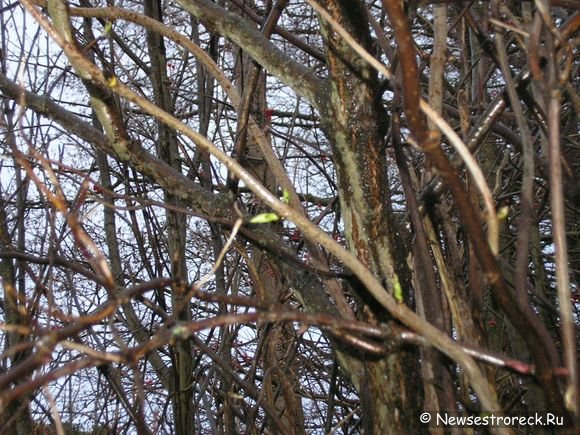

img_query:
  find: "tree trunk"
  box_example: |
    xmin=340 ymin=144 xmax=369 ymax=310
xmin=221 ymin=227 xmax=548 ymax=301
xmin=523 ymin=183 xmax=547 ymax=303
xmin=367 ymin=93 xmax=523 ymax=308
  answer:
xmin=0 ymin=102 xmax=33 ymax=435
xmin=144 ymin=1 xmax=194 ymax=433
xmin=315 ymin=1 xmax=423 ymax=431
xmin=229 ymin=2 xmax=306 ymax=429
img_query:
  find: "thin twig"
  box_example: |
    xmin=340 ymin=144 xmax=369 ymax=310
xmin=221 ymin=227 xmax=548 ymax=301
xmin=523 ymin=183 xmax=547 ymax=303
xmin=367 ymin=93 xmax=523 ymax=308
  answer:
xmin=544 ymin=8 xmax=578 ymax=416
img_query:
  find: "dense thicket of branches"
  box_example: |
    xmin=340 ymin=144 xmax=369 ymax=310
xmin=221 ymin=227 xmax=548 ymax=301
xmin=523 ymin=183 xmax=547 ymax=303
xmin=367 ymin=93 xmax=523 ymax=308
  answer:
xmin=0 ymin=0 xmax=578 ymax=433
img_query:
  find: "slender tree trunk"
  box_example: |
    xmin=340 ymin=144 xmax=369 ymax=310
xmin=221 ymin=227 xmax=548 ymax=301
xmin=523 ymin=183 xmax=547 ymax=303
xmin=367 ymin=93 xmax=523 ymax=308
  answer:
xmin=144 ymin=1 xmax=194 ymax=433
xmin=0 ymin=103 xmax=33 ymax=435
xmin=230 ymin=7 xmax=306 ymax=428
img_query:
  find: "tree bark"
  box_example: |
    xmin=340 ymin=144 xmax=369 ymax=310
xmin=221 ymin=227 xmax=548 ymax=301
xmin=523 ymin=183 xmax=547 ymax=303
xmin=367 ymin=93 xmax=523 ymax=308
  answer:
xmin=0 ymin=100 xmax=33 ymax=435
xmin=144 ymin=1 xmax=194 ymax=433
xmin=315 ymin=1 xmax=423 ymax=431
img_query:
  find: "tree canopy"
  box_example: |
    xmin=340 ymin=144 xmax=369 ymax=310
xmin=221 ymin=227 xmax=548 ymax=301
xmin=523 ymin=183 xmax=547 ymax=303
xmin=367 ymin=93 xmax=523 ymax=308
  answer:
xmin=0 ymin=0 xmax=578 ymax=433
